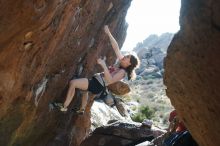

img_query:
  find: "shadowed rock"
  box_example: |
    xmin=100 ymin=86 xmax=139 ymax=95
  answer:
xmin=80 ymin=121 xmax=154 ymax=146
xmin=164 ymin=0 xmax=220 ymax=146
xmin=0 ymin=0 xmax=131 ymax=145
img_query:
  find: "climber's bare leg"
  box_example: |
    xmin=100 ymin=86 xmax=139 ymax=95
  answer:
xmin=81 ymin=91 xmax=88 ymax=110
xmin=63 ymin=78 xmax=88 ymax=109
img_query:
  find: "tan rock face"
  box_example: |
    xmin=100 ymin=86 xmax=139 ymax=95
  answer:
xmin=0 ymin=0 xmax=131 ymax=145
xmin=108 ymin=81 xmax=131 ymax=95
xmin=164 ymin=0 xmax=220 ymax=146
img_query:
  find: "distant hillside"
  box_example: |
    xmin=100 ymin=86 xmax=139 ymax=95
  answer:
xmin=134 ymin=33 xmax=174 ymax=53
xmin=132 ymin=33 xmax=174 ymax=80
xmin=125 ymin=33 xmax=174 ymax=127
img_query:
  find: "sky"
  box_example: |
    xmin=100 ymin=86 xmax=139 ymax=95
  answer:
xmin=122 ymin=0 xmax=181 ymax=51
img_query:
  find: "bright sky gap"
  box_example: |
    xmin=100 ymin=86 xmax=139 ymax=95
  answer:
xmin=122 ymin=0 xmax=181 ymax=51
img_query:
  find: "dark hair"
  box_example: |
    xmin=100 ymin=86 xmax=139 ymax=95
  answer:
xmin=124 ymin=54 xmax=140 ymax=80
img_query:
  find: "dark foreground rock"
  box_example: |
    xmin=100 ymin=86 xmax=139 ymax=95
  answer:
xmin=81 ymin=121 xmax=155 ymax=146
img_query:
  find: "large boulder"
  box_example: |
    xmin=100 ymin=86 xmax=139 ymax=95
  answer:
xmin=0 ymin=0 xmax=131 ymax=145
xmin=164 ymin=0 xmax=220 ymax=146
xmin=80 ymin=121 xmax=155 ymax=146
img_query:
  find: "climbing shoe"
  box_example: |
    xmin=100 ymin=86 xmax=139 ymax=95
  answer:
xmin=72 ymin=108 xmax=85 ymax=115
xmin=49 ymin=102 xmax=67 ymax=112
xmin=60 ymin=107 xmax=68 ymax=112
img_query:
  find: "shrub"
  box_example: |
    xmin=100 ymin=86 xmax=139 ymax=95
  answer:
xmin=131 ymin=106 xmax=137 ymax=111
xmin=131 ymin=105 xmax=155 ymax=122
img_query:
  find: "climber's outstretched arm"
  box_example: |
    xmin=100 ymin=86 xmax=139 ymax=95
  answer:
xmin=104 ymin=25 xmax=124 ymax=60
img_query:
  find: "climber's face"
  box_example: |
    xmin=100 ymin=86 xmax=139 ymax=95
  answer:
xmin=120 ymin=55 xmax=131 ymax=68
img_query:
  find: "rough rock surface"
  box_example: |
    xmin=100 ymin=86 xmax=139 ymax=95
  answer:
xmin=108 ymin=81 xmax=131 ymax=95
xmin=0 ymin=0 xmax=131 ymax=145
xmin=80 ymin=121 xmax=154 ymax=146
xmin=164 ymin=0 xmax=220 ymax=146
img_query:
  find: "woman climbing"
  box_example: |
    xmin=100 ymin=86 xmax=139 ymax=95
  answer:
xmin=53 ymin=25 xmax=139 ymax=114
